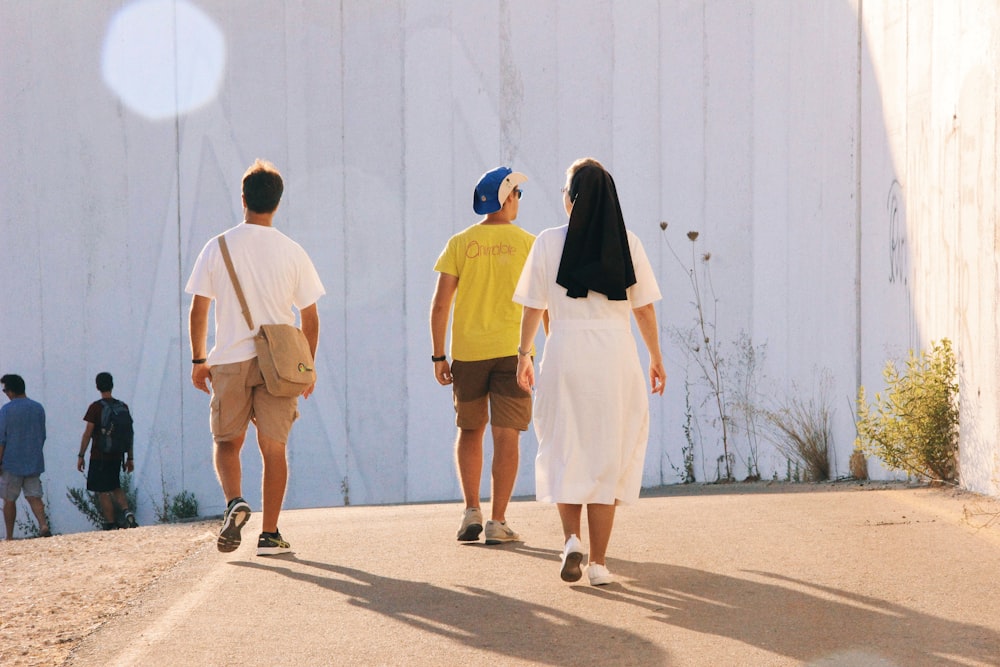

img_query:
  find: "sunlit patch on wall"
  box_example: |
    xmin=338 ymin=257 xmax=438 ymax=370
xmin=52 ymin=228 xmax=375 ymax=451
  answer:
xmin=101 ymin=0 xmax=225 ymax=120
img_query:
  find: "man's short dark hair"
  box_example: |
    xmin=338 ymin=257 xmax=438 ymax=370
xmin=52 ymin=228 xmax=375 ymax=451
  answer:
xmin=242 ymin=159 xmax=284 ymax=214
xmin=96 ymin=372 xmax=114 ymax=392
xmin=1 ymin=374 xmax=26 ymax=395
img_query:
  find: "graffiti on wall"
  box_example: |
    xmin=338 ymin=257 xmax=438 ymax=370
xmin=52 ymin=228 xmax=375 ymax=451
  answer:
xmin=887 ymin=179 xmax=907 ymax=285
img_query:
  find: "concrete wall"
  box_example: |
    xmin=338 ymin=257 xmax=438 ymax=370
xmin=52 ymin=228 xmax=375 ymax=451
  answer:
xmin=860 ymin=1 xmax=1000 ymax=494
xmin=1 ymin=0 xmax=998 ymax=535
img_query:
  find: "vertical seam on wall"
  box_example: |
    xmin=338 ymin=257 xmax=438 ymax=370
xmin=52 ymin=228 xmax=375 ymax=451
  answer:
xmin=400 ymin=0 xmax=408 ymax=503
xmin=748 ymin=3 xmax=755 ymax=335
xmin=855 ymin=0 xmax=864 ymax=392
xmin=658 ymin=0 xmax=666 ymax=486
xmin=701 ymin=3 xmax=708 ymax=241
xmin=339 ymin=0 xmax=350 ymax=503
xmin=172 ymin=0 xmax=185 ymax=488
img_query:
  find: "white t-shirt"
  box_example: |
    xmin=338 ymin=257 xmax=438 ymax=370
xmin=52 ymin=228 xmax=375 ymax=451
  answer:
xmin=185 ymin=223 xmax=326 ymax=366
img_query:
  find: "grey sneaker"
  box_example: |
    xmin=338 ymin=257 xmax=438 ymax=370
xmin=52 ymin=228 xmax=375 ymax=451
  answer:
xmin=484 ymin=519 xmax=521 ymax=544
xmin=456 ymin=507 xmax=483 ymax=542
xmin=217 ymin=497 xmax=251 ymax=553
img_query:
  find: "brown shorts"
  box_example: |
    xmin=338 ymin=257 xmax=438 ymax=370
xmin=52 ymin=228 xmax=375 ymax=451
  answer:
xmin=451 ymin=356 xmax=531 ymax=431
xmin=209 ymin=358 xmax=299 ymax=444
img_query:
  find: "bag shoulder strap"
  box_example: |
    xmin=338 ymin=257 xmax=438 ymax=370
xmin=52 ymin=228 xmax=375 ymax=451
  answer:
xmin=100 ymin=398 xmax=113 ymax=429
xmin=218 ymin=235 xmax=255 ymax=331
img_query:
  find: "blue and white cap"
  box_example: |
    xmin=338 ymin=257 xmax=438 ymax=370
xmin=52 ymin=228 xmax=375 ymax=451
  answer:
xmin=473 ymin=166 xmax=528 ymax=214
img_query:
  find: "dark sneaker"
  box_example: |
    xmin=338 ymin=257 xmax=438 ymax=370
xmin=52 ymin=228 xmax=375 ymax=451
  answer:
xmin=102 ymin=522 xmax=118 ymax=531
xmin=256 ymin=530 xmax=291 ymax=556
xmin=217 ymin=497 xmax=251 ymax=553
xmin=456 ymin=507 xmax=483 ymax=542
xmin=38 ymin=528 xmax=52 ymax=538
xmin=125 ymin=511 xmax=139 ymax=528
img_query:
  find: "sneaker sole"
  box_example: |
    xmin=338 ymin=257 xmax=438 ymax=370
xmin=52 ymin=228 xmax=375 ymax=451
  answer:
xmin=256 ymin=546 xmax=292 ymax=556
xmin=561 ymin=551 xmax=584 ymax=582
xmin=217 ymin=504 xmax=251 ymax=553
xmin=457 ymin=523 xmax=483 ymax=542
xmin=484 ymin=533 xmax=520 ymax=545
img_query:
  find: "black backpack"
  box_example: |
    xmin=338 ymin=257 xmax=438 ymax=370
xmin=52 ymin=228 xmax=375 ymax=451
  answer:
xmin=97 ymin=399 xmax=134 ymax=456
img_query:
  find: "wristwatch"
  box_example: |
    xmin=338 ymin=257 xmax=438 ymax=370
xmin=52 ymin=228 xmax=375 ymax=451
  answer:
xmin=431 ymin=355 xmax=446 ymax=362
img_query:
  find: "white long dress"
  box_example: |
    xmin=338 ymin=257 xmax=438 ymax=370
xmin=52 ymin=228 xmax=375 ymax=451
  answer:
xmin=513 ymin=225 xmax=662 ymax=505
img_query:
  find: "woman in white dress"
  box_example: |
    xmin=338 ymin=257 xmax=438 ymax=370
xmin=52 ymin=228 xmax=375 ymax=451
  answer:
xmin=514 ymin=158 xmax=665 ymax=586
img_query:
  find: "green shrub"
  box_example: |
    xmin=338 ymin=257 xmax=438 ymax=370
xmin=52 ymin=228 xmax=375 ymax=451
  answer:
xmin=67 ymin=471 xmax=138 ymax=528
xmin=169 ymin=490 xmax=199 ymax=521
xmin=66 ymin=486 xmax=104 ymax=528
xmin=855 ymin=339 xmax=958 ymax=483
xmin=154 ymin=489 xmax=199 ymax=523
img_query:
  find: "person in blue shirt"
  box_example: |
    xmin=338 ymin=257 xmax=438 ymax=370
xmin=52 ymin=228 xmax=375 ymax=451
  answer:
xmin=0 ymin=374 xmax=50 ymax=539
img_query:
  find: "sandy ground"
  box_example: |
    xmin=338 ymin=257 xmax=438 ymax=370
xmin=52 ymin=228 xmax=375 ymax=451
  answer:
xmin=4 ymin=482 xmax=999 ymax=666
xmin=0 ymin=520 xmax=217 ymax=667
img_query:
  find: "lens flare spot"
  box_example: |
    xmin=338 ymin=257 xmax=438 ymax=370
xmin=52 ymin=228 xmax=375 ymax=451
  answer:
xmin=101 ymin=0 xmax=225 ymax=120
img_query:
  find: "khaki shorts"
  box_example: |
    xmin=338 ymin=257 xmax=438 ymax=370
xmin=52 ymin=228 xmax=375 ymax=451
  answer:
xmin=210 ymin=357 xmax=299 ymax=444
xmin=1 ymin=471 xmax=42 ymax=501
xmin=451 ymin=356 xmax=531 ymax=431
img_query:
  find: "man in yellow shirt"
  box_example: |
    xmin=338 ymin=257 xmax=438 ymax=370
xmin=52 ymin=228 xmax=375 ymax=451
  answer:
xmin=430 ymin=167 xmax=535 ymax=544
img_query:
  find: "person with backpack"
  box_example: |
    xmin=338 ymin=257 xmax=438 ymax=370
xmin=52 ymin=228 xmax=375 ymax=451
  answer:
xmin=77 ymin=372 xmax=137 ymax=530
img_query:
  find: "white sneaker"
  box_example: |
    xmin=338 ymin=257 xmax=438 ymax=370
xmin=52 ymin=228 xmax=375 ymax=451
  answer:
xmin=560 ymin=534 xmax=585 ymax=582
xmin=587 ymin=563 xmax=614 ymax=586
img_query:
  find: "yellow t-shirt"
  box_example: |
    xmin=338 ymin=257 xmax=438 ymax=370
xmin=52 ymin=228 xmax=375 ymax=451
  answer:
xmin=434 ymin=222 xmax=536 ymax=361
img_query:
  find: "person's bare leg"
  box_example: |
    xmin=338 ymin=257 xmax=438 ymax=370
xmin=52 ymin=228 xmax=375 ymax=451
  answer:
xmin=557 ymin=503 xmax=583 ymax=541
xmin=26 ymin=495 xmax=49 ymax=534
xmin=586 ymin=503 xmax=617 ymax=565
xmin=214 ymin=434 xmax=246 ymax=503
xmin=489 ymin=426 xmax=520 ymax=522
xmin=556 ymin=502 xmax=585 ymax=581
xmin=111 ymin=488 xmax=129 ymax=512
xmin=257 ymin=433 xmax=288 ymax=534
xmin=456 ymin=426 xmax=485 ymax=509
xmin=3 ymin=499 xmax=15 ymax=540
xmin=98 ymin=492 xmax=116 ymax=523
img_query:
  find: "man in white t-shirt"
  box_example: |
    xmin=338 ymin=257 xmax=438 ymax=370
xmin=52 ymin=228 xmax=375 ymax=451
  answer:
xmin=186 ymin=159 xmax=325 ymax=557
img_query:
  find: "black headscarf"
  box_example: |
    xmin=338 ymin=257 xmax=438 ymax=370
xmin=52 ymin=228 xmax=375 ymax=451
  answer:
xmin=556 ymin=165 xmax=636 ymax=300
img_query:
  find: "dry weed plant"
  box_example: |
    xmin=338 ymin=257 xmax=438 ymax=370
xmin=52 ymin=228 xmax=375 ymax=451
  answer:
xmin=761 ymin=377 xmax=833 ymax=482
xmin=849 ymin=449 xmax=869 ymax=480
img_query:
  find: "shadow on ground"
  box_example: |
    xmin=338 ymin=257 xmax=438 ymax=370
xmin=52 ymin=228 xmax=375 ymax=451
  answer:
xmin=232 ymin=556 xmax=666 ymax=666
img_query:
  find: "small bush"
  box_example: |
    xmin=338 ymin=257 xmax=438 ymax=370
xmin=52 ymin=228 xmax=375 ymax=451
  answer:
xmin=154 ymin=490 xmax=199 ymax=523
xmin=849 ymin=449 xmax=869 ymax=480
xmin=66 ymin=486 xmax=104 ymax=528
xmin=67 ymin=471 xmax=137 ymax=528
xmin=855 ymin=339 xmax=958 ymax=483
xmin=169 ymin=491 xmax=199 ymax=520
